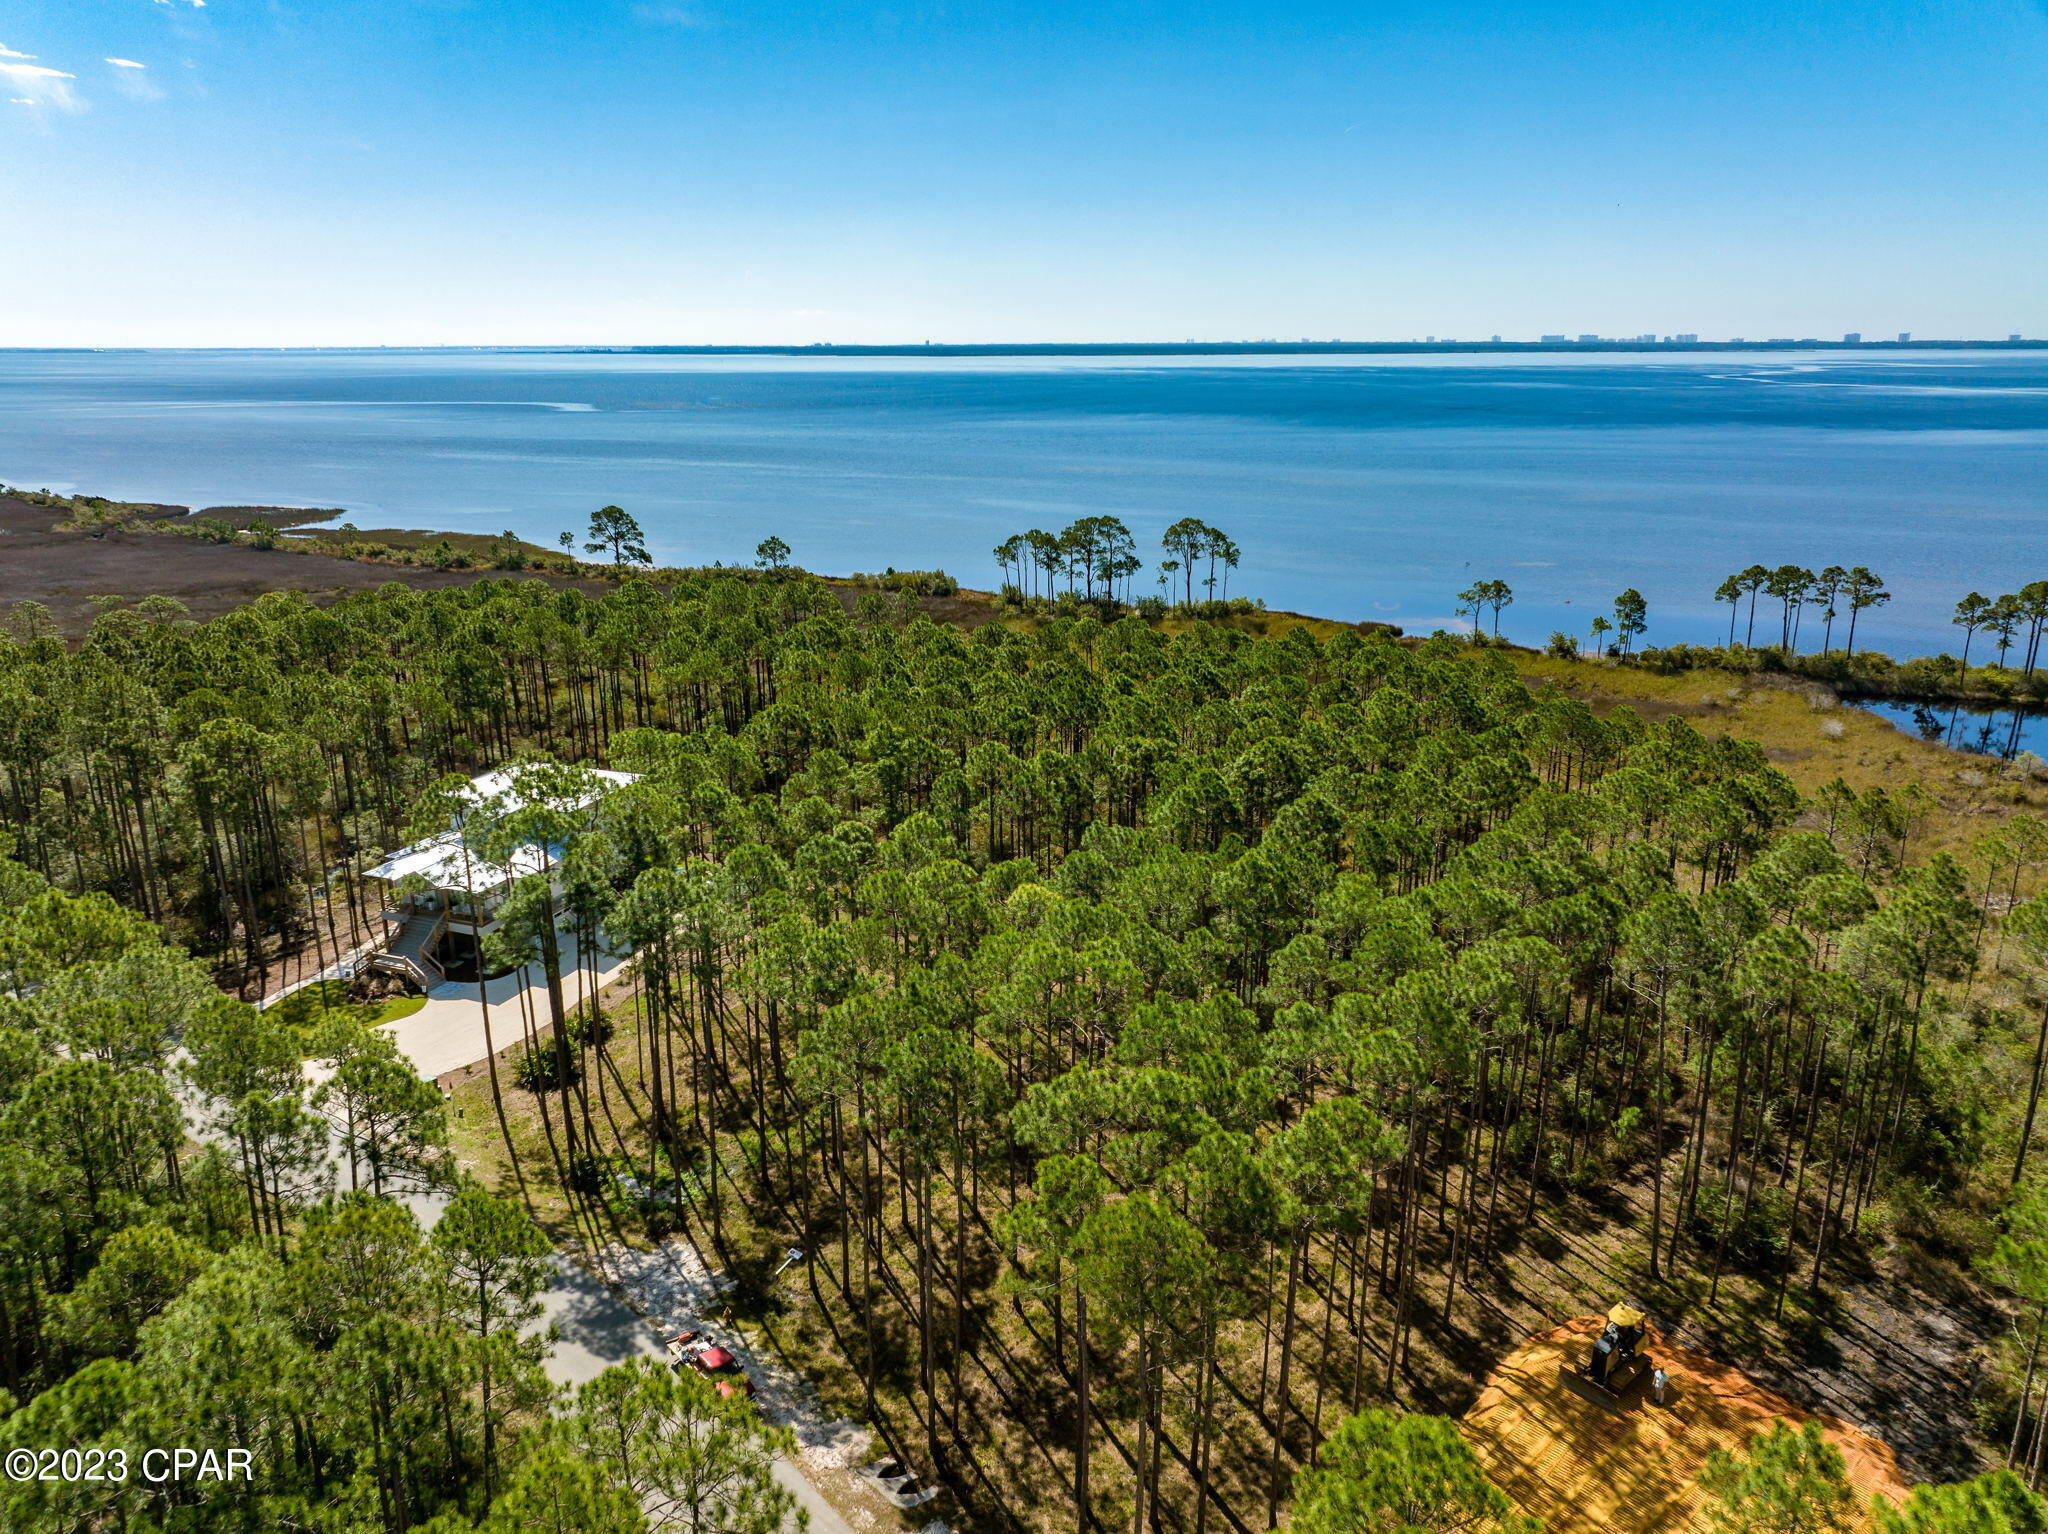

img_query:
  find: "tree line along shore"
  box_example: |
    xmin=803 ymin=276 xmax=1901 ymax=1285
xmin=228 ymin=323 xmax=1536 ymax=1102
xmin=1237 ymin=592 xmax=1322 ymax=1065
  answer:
xmin=4 ymin=543 xmax=2048 ymax=1531
xmin=12 ymin=484 xmax=2045 ymax=718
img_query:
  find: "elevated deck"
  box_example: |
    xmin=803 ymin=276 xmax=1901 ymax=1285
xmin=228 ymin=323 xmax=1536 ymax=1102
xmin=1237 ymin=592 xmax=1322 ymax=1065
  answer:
xmin=369 ymin=908 xmax=447 ymax=989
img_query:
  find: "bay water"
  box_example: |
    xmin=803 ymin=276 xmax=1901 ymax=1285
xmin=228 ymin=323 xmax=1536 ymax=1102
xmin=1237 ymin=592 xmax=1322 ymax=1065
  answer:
xmin=1 ymin=347 xmax=2043 ymax=659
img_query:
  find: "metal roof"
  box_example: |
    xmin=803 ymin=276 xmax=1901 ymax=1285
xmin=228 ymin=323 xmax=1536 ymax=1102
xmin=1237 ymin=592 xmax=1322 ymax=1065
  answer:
xmin=459 ymin=766 xmax=639 ymax=816
xmin=363 ymin=831 xmax=554 ymax=892
xmin=365 ymin=766 xmax=640 ymax=892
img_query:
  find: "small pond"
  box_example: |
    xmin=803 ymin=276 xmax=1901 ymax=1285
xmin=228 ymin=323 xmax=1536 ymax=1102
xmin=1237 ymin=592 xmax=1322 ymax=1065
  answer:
xmin=1855 ymin=698 xmax=2048 ymax=761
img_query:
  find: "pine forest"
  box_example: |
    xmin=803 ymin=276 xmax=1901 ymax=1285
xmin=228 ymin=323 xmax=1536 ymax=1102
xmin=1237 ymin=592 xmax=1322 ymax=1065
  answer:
xmin=3 ymin=572 xmax=2048 ymax=1534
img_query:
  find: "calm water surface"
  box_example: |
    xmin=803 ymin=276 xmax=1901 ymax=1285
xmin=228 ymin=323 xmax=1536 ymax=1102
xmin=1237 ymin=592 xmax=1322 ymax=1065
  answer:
xmin=1 ymin=348 xmax=2043 ymax=656
xmin=1856 ymin=698 xmax=2048 ymax=761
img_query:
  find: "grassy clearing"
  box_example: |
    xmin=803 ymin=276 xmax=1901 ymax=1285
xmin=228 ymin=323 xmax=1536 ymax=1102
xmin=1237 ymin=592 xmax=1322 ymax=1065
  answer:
xmin=1509 ymin=651 xmax=2048 ymax=863
xmin=360 ymin=993 xmax=426 ymax=1025
xmin=272 ymin=980 xmax=427 ymax=1031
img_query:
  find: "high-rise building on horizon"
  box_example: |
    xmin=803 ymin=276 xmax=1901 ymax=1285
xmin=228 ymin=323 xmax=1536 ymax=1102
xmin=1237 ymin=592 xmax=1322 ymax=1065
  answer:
xmin=1898 ymin=332 xmax=1911 ymax=343
xmin=1540 ymin=334 xmax=1568 ymax=343
xmin=1843 ymin=332 xmax=1862 ymax=344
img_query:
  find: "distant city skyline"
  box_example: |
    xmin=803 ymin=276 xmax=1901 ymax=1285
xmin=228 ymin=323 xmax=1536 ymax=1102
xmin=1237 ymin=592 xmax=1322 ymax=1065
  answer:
xmin=5 ymin=335 xmax=2038 ymax=357
xmin=3 ymin=0 xmax=2044 ymax=348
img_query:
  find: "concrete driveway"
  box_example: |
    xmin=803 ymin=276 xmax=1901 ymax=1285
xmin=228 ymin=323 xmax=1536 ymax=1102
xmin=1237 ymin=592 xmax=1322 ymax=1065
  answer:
xmin=394 ymin=1186 xmax=851 ymax=1534
xmin=367 ymin=941 xmax=858 ymax=1534
xmin=538 ymin=1255 xmax=855 ymax=1534
xmin=384 ymin=934 xmax=633 ymax=1081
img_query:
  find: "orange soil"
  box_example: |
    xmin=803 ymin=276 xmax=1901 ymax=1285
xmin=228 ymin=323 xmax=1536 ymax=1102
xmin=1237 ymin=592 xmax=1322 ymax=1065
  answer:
xmin=1460 ymin=1318 xmax=1913 ymax=1534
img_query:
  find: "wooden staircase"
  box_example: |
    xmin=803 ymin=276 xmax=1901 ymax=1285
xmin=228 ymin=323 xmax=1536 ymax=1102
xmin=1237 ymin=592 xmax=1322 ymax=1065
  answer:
xmin=371 ymin=910 xmax=447 ymax=990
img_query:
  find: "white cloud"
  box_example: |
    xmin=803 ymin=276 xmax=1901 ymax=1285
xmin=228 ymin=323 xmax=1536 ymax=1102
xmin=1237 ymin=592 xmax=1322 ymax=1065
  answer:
xmin=0 ymin=44 xmax=37 ymax=59
xmin=0 ymin=59 xmax=79 ymax=111
xmin=151 ymin=0 xmax=206 ymax=8
xmin=108 ymin=58 xmax=164 ymax=100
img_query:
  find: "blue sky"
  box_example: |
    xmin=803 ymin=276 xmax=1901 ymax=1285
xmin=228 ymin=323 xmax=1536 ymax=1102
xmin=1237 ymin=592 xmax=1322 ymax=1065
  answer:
xmin=4 ymin=0 xmax=2044 ymax=346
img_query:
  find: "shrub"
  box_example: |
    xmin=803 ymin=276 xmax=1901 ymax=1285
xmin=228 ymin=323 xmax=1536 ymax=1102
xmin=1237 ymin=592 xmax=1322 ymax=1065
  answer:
xmin=566 ymin=1007 xmax=613 ymax=1049
xmin=850 ymin=568 xmax=958 ymax=597
xmin=191 ymin=516 xmax=236 ymax=544
xmin=245 ymin=518 xmax=277 ymax=550
xmin=1504 ymin=1117 xmax=1538 ymax=1161
xmin=1636 ymin=641 xmax=1752 ymax=675
xmin=1564 ymin=1152 xmax=1610 ymax=1192
xmin=512 ymin=1043 xmax=577 ymax=1094
xmin=488 ymin=530 xmax=529 ymax=570
xmin=1688 ymin=1177 xmax=1792 ymax=1267
xmin=1168 ymin=597 xmax=1259 ymax=621
xmin=56 ymin=496 xmax=141 ymax=534
xmin=423 ymin=539 xmax=469 ymax=571
xmin=1896 ymin=653 xmax=1962 ymax=693
xmin=567 ymin=1152 xmax=611 ymax=1196
xmin=1545 ymin=631 xmax=1580 ymax=659
xmin=1612 ymin=1105 xmax=1642 ymax=1149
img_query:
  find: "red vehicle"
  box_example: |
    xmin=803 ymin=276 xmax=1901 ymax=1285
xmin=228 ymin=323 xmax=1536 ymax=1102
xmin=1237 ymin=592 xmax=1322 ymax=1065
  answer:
xmin=689 ymin=1344 xmax=755 ymax=1398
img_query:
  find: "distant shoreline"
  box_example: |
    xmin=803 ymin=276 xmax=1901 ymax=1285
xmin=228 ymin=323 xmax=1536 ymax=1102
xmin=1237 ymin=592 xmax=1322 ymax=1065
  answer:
xmin=6 ymin=484 xmax=2044 ymax=748
xmin=3 ymin=340 xmax=2042 ymax=358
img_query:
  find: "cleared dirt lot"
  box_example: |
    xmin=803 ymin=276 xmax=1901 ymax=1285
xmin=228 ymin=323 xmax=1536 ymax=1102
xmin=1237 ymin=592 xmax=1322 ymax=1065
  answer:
xmin=1463 ymin=1317 xmax=1912 ymax=1534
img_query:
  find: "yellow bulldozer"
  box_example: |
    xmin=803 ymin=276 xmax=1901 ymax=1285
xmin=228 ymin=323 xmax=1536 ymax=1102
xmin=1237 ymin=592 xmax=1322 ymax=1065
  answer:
xmin=1558 ymin=1302 xmax=1652 ymax=1411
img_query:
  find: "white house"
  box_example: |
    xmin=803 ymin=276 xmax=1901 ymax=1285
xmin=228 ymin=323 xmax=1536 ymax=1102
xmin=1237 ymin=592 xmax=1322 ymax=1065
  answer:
xmin=363 ymin=766 xmax=639 ymax=987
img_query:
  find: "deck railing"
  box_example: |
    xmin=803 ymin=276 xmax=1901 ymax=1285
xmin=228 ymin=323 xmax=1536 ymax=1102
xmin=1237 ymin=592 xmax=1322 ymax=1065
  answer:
xmin=369 ymin=906 xmax=449 ymax=991
xmin=418 ymin=908 xmax=449 ymax=981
